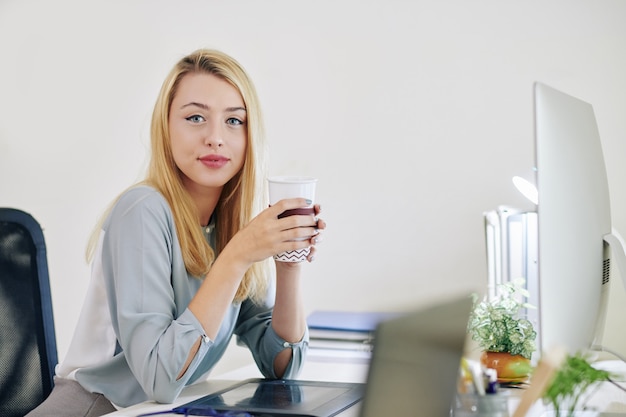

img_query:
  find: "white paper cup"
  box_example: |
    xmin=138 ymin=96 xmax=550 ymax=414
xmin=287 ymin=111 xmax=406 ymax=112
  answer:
xmin=268 ymin=176 xmax=317 ymax=262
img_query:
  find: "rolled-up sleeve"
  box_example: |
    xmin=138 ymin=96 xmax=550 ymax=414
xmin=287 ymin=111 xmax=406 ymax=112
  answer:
xmin=234 ymin=299 xmax=309 ymax=379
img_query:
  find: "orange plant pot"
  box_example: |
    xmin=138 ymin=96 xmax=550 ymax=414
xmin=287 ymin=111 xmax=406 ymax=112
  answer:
xmin=480 ymin=351 xmax=531 ymax=383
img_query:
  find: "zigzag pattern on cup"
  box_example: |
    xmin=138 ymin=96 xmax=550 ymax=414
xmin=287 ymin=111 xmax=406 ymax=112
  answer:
xmin=274 ymin=248 xmax=309 ymax=262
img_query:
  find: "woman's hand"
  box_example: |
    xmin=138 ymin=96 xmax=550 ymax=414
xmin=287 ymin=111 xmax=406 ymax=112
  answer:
xmin=225 ymin=198 xmax=324 ymax=266
xmin=305 ymin=203 xmax=325 ymax=262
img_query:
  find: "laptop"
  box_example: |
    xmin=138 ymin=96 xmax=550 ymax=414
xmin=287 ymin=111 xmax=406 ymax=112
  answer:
xmin=168 ymin=294 xmax=472 ymax=417
xmin=359 ymin=294 xmax=473 ymax=417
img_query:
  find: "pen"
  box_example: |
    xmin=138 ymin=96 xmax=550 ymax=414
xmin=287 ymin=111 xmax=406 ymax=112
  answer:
xmin=465 ymin=359 xmax=486 ymax=396
xmin=484 ymin=368 xmax=498 ymax=394
xmin=137 ymin=406 xmax=252 ymax=417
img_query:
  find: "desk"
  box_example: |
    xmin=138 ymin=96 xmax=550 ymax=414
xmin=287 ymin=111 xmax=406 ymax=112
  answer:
xmin=103 ymin=354 xmax=626 ymax=417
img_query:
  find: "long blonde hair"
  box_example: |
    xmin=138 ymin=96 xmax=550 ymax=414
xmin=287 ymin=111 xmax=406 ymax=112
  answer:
xmin=87 ymin=49 xmax=270 ymax=303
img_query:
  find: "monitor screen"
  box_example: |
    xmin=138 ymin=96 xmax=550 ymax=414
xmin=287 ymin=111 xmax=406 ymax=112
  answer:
xmin=534 ymin=82 xmax=612 ymax=355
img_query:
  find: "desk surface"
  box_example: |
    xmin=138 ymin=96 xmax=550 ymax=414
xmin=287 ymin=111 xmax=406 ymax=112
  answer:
xmin=104 ymin=353 xmax=626 ymax=417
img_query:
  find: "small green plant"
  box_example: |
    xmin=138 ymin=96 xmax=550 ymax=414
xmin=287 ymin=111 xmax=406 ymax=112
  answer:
xmin=543 ymin=353 xmax=615 ymax=416
xmin=467 ymin=278 xmax=537 ymax=360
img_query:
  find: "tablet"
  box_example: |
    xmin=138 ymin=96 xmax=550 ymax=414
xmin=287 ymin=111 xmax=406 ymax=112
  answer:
xmin=173 ymin=378 xmax=365 ymax=417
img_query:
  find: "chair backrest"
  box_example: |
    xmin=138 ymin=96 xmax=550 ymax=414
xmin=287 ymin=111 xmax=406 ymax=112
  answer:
xmin=0 ymin=208 xmax=58 ymax=416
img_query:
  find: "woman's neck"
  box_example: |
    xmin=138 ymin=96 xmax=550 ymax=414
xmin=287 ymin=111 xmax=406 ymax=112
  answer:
xmin=185 ymin=183 xmax=222 ymax=226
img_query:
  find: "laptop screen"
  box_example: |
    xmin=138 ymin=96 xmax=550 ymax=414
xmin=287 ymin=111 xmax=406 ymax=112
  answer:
xmin=359 ymin=295 xmax=472 ymax=417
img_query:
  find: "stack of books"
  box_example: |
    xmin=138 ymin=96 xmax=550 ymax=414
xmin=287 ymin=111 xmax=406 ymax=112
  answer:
xmin=306 ymin=310 xmax=398 ymax=362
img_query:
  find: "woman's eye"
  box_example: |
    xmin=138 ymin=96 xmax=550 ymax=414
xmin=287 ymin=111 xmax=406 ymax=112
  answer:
xmin=226 ymin=117 xmax=244 ymax=126
xmin=186 ymin=115 xmax=205 ymax=123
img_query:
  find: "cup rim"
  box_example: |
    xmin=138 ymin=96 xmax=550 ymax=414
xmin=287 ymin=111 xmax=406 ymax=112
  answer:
xmin=267 ymin=175 xmax=318 ymax=184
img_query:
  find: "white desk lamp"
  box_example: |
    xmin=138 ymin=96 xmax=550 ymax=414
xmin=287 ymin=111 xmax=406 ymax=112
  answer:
xmin=512 ymin=175 xmax=538 ymax=205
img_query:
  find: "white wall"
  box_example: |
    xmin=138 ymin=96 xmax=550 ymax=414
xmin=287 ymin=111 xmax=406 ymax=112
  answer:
xmin=1 ymin=0 xmax=625 ymax=370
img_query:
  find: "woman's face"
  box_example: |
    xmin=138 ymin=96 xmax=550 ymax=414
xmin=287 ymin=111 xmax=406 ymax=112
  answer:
xmin=169 ymin=72 xmax=247 ymax=196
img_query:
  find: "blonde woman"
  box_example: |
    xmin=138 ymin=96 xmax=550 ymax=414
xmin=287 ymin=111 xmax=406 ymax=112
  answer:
xmin=27 ymin=48 xmax=323 ymax=417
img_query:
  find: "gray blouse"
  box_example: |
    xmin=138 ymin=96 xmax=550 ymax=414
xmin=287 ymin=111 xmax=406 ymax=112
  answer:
xmin=60 ymin=185 xmax=307 ymax=407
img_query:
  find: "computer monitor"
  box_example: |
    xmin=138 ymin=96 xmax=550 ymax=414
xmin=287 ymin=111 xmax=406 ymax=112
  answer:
xmin=533 ymin=82 xmax=624 ymax=356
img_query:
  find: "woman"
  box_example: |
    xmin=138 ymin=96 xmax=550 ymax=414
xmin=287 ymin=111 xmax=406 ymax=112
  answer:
xmin=27 ymin=48 xmax=323 ymax=416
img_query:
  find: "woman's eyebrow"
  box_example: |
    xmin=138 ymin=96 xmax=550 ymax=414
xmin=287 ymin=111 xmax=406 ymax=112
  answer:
xmin=180 ymin=102 xmax=246 ymax=113
xmin=180 ymin=101 xmax=209 ymax=110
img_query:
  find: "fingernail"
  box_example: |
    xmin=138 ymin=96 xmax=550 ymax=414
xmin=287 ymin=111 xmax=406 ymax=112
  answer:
xmin=305 ymin=199 xmax=313 ymax=205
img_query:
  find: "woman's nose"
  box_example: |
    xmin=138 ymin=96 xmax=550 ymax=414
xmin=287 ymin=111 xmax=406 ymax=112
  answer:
xmin=203 ymin=124 xmax=224 ymax=147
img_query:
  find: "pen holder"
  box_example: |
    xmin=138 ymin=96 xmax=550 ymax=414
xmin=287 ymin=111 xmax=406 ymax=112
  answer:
xmin=451 ymin=392 xmax=510 ymax=417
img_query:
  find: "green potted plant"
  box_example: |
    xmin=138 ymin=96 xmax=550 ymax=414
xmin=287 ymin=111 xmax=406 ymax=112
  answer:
xmin=542 ymin=353 xmax=620 ymax=417
xmin=467 ymin=278 xmax=537 ymax=382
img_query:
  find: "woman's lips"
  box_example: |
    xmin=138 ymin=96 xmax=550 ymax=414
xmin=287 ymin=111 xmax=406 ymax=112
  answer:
xmin=199 ymin=154 xmax=229 ymax=168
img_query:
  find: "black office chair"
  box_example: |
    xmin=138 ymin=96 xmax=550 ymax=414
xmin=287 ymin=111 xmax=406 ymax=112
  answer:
xmin=0 ymin=208 xmax=58 ymax=416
